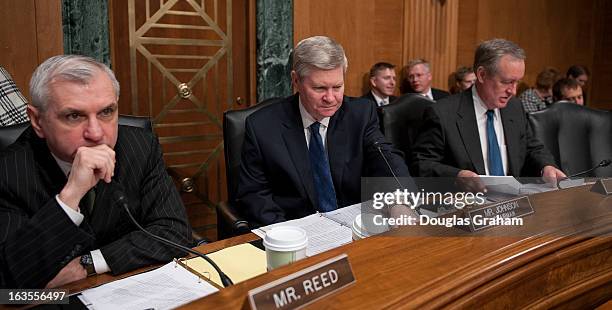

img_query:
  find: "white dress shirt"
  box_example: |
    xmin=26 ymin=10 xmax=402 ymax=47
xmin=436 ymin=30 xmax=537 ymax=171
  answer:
xmin=472 ymin=87 xmax=508 ymax=175
xmin=371 ymin=91 xmax=389 ymax=106
xmin=299 ymin=99 xmax=330 ymax=150
xmin=52 ymin=154 xmax=111 ymax=274
xmin=424 ymin=88 xmax=434 ymax=101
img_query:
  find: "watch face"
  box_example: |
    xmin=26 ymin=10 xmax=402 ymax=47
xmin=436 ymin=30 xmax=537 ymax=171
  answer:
xmin=81 ymin=254 xmax=93 ymax=266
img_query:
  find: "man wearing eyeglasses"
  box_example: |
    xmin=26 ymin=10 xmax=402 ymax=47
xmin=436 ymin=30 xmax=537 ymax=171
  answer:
xmin=411 ymin=38 xmax=566 ymax=192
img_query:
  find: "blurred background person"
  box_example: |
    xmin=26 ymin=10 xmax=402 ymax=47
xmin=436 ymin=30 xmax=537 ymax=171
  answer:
xmin=519 ymin=67 xmax=560 ymax=113
xmin=400 ymin=59 xmax=449 ymax=101
xmin=553 ymin=77 xmax=584 ymax=105
xmin=449 ymin=66 xmax=476 ymax=94
xmin=362 ymin=62 xmax=397 ymax=107
xmin=566 ymin=65 xmax=590 ymax=105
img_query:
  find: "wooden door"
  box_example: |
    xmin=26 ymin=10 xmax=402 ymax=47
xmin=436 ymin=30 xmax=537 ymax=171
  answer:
xmin=109 ymin=0 xmax=254 ymax=238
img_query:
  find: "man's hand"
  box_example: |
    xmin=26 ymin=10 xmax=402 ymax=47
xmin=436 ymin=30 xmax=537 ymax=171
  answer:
xmin=59 ymin=145 xmax=116 ymax=210
xmin=456 ymin=170 xmax=486 ymax=192
xmin=45 ymin=257 xmax=87 ymax=288
xmin=542 ymin=165 xmax=567 ymax=187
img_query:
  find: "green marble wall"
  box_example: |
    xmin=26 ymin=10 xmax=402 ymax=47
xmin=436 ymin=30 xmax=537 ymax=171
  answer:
xmin=62 ymin=0 xmax=111 ymax=67
xmin=256 ymin=0 xmax=293 ymax=102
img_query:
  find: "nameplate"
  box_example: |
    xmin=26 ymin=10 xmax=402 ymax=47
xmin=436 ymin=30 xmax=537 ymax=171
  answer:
xmin=591 ymin=178 xmax=612 ymax=195
xmin=466 ymin=196 xmax=534 ymax=231
xmin=248 ymin=254 xmax=355 ymax=310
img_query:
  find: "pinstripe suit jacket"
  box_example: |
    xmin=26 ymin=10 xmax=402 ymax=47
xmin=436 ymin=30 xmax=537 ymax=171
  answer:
xmin=0 ymin=125 xmax=192 ymax=288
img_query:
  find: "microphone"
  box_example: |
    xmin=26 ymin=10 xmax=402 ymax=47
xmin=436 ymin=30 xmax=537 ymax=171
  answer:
xmin=373 ymin=141 xmax=404 ymax=189
xmin=112 ymin=188 xmax=234 ymax=287
xmin=567 ymin=159 xmax=611 ymax=179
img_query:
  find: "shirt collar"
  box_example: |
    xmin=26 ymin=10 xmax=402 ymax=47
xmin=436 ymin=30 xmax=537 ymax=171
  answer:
xmin=371 ymin=91 xmax=388 ymax=105
xmin=51 ymin=152 xmax=72 ymax=176
xmin=472 ymin=85 xmax=494 ymax=116
xmin=298 ymin=97 xmax=330 ymax=129
xmin=424 ymin=88 xmax=433 ymax=100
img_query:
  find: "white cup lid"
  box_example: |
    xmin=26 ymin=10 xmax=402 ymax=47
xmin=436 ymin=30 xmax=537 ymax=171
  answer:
xmin=263 ymin=226 xmax=308 ymax=252
xmin=353 ymin=213 xmax=388 ymax=237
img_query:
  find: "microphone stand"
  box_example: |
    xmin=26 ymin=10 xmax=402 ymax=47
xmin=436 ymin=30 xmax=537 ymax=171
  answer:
xmin=113 ymin=191 xmax=234 ymax=287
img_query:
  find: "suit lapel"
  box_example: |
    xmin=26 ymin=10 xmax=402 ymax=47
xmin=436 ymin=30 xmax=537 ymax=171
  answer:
xmin=281 ymin=95 xmax=317 ymax=207
xmin=456 ymin=92 xmax=486 ymax=174
xmin=30 ymin=129 xmax=67 ymax=196
xmin=500 ymin=101 xmax=520 ymax=176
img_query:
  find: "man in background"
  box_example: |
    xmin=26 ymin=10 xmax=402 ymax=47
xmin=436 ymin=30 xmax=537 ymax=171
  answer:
xmin=362 ymin=62 xmax=397 ymax=107
xmin=0 ymin=55 xmax=192 ymax=288
xmin=411 ymin=38 xmax=565 ymax=191
xmin=553 ymin=77 xmax=584 ymax=105
xmin=237 ymin=36 xmax=412 ymax=225
xmin=519 ymin=67 xmax=560 ymax=113
xmin=401 ymin=59 xmax=449 ymax=101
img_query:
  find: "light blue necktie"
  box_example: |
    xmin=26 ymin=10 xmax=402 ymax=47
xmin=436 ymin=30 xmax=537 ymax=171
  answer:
xmin=308 ymin=122 xmax=337 ymax=212
xmin=486 ymin=110 xmax=504 ymax=176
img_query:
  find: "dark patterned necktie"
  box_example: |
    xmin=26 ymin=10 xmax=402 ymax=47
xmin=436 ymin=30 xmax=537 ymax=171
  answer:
xmin=308 ymin=122 xmax=337 ymax=212
xmin=80 ymin=188 xmax=96 ymax=217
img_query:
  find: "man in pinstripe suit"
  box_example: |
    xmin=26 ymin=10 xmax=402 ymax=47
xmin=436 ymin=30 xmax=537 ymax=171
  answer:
xmin=0 ymin=55 xmax=192 ymax=288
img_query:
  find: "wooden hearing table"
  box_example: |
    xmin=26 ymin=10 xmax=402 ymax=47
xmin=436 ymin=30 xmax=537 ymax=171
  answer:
xmin=61 ymin=184 xmax=611 ymax=309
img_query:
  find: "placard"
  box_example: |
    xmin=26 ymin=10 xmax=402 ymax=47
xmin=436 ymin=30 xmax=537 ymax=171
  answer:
xmin=248 ymin=254 xmax=355 ymax=309
xmin=466 ymin=196 xmax=534 ymax=231
xmin=591 ymin=178 xmax=612 ymax=195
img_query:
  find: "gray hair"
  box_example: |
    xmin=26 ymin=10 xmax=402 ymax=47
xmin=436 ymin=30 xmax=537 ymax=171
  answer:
xmin=473 ymin=38 xmax=526 ymax=75
xmin=292 ymin=36 xmax=348 ymax=79
xmin=29 ymin=55 xmax=120 ymax=111
xmin=406 ymin=58 xmax=431 ymax=72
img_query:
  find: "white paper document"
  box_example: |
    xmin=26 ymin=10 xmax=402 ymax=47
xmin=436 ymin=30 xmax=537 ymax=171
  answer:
xmin=252 ymin=203 xmax=361 ymax=256
xmin=479 ymin=176 xmax=556 ymax=201
xmin=79 ymin=261 xmax=218 ymax=310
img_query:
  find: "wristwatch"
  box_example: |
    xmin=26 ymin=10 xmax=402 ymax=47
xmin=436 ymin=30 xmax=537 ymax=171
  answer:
xmin=80 ymin=253 xmax=96 ymax=277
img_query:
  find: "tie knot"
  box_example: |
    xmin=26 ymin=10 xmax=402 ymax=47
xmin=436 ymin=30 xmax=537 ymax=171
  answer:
xmin=486 ymin=110 xmax=495 ymax=119
xmin=310 ymin=122 xmax=320 ymax=132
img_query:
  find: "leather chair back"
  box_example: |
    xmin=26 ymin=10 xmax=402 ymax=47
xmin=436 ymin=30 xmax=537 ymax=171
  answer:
xmin=528 ymin=101 xmax=612 ymax=177
xmin=223 ymin=98 xmax=283 ymax=202
xmin=0 ymin=115 xmax=153 ymax=150
xmin=377 ymin=93 xmax=434 ymax=171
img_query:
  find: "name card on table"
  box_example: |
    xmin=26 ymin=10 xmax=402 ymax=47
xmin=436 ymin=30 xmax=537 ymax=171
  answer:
xmin=592 ymin=178 xmax=612 ymax=195
xmin=248 ymin=254 xmax=355 ymax=310
xmin=466 ymin=196 xmax=534 ymax=231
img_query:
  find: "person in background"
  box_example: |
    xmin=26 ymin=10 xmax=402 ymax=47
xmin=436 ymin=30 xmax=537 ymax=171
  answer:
xmin=362 ymin=62 xmax=397 ymax=107
xmin=0 ymin=66 xmax=29 ymax=126
xmin=400 ymin=59 xmax=449 ymax=101
xmin=449 ymin=66 xmax=476 ymax=94
xmin=519 ymin=67 xmax=560 ymax=113
xmin=553 ymin=77 xmax=584 ymax=105
xmin=411 ymin=38 xmax=565 ymax=191
xmin=566 ymin=65 xmax=589 ymax=105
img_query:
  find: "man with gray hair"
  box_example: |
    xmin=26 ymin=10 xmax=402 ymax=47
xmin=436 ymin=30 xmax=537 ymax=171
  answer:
xmin=401 ymin=59 xmax=449 ymax=101
xmin=237 ymin=36 xmax=412 ymax=225
xmin=0 ymin=55 xmax=192 ymax=288
xmin=412 ymin=38 xmax=565 ymax=191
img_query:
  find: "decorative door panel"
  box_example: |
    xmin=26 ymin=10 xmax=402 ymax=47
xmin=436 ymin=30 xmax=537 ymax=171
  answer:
xmin=110 ymin=0 xmax=253 ymax=216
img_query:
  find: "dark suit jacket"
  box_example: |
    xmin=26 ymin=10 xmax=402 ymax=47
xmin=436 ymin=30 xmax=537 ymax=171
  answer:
xmin=0 ymin=126 xmax=192 ymax=288
xmin=237 ymin=94 xmax=412 ymax=225
xmin=361 ymin=91 xmax=397 ymax=107
xmin=402 ymin=87 xmax=449 ymax=101
xmin=431 ymin=88 xmax=450 ymax=101
xmin=411 ymin=89 xmax=555 ymax=177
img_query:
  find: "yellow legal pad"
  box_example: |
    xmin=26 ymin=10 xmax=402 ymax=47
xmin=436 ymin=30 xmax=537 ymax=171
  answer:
xmin=180 ymin=243 xmax=267 ymax=287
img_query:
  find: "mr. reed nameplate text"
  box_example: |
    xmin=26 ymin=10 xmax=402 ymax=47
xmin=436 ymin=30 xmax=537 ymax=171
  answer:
xmin=248 ymin=254 xmax=355 ymax=309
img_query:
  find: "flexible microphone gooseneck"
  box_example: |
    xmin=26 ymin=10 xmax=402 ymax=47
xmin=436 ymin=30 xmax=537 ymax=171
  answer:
xmin=112 ymin=190 xmax=234 ymax=287
xmin=567 ymin=159 xmax=611 ymax=179
xmin=373 ymin=141 xmax=404 ymax=189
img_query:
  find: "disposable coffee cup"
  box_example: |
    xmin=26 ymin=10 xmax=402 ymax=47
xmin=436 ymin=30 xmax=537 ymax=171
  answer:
xmin=263 ymin=226 xmax=308 ymax=271
xmin=352 ymin=213 xmax=389 ymax=240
